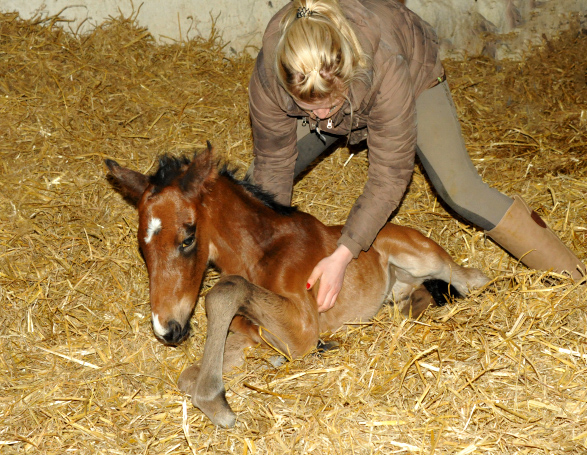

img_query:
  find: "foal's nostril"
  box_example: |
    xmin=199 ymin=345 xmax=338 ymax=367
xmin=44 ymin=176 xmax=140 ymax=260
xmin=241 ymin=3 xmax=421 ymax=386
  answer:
xmin=161 ymin=319 xmax=191 ymax=345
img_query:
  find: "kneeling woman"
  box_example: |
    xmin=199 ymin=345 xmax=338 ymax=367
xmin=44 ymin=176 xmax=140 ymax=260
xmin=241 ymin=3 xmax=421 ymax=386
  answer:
xmin=248 ymin=0 xmax=585 ymax=311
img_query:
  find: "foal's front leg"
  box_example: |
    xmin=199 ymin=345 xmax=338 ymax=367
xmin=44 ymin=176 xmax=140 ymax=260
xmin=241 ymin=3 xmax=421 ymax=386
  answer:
xmin=185 ymin=275 xmax=318 ymax=428
xmin=179 ymin=314 xmax=262 ymax=388
xmin=178 ymin=329 xmax=259 ymax=402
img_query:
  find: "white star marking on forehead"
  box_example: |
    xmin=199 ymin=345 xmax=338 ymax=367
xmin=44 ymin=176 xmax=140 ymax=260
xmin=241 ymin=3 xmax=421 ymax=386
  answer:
xmin=145 ymin=217 xmax=162 ymax=244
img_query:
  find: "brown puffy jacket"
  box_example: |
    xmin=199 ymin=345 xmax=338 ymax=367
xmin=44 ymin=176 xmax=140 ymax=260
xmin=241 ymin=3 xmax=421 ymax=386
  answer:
xmin=249 ymin=0 xmax=444 ymax=257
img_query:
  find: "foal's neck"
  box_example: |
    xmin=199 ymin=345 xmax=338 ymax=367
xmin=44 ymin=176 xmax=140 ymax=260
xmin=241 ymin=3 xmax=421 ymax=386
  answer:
xmin=203 ymin=176 xmax=285 ymax=275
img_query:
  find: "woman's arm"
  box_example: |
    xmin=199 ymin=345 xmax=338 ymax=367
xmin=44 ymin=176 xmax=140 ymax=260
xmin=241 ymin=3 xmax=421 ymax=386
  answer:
xmin=248 ymin=53 xmax=298 ymax=205
xmin=339 ymin=54 xmax=418 ymax=257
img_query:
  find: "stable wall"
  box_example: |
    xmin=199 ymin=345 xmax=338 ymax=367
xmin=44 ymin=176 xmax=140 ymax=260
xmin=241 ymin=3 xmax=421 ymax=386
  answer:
xmin=0 ymin=0 xmax=289 ymax=55
xmin=405 ymin=0 xmax=587 ymax=59
xmin=1 ymin=0 xmax=586 ymax=58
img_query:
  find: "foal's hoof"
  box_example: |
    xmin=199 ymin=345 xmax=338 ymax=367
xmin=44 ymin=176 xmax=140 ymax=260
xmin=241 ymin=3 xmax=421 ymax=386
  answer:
xmin=268 ymin=355 xmax=287 ymax=368
xmin=316 ymin=339 xmax=339 ymax=353
xmin=402 ymin=286 xmax=435 ymax=318
xmin=193 ymin=391 xmax=237 ymax=428
xmin=207 ymin=406 xmax=236 ymax=429
xmin=178 ymin=363 xmax=201 ymax=396
xmin=180 ymin=365 xmax=236 ymax=428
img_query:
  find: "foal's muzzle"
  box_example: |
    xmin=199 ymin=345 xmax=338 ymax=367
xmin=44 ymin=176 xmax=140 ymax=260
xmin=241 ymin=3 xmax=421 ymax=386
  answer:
xmin=157 ymin=319 xmax=191 ymax=345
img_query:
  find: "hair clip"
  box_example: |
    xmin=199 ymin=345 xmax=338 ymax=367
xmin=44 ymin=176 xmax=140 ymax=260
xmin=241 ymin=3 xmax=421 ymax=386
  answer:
xmin=296 ymin=6 xmax=313 ymax=18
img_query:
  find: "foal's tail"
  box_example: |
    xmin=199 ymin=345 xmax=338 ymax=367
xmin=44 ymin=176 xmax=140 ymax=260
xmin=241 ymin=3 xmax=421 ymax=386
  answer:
xmin=422 ymin=260 xmax=489 ymax=305
xmin=412 ymin=263 xmax=489 ymax=316
xmin=422 ymin=279 xmax=461 ymax=306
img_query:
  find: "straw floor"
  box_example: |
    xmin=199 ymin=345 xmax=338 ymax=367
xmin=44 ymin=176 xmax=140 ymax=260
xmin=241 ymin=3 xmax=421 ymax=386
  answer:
xmin=1 ymin=11 xmax=586 ymax=455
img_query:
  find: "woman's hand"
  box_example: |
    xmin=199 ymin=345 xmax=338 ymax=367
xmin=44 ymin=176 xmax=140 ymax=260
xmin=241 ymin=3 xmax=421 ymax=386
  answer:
xmin=306 ymin=244 xmax=354 ymax=312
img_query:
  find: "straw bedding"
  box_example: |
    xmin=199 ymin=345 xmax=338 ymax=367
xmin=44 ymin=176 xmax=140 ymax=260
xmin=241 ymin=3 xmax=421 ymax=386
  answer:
xmin=0 ymin=11 xmax=585 ymax=454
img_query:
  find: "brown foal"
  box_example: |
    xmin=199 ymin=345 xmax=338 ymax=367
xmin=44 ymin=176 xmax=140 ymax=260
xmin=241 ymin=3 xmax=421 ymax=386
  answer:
xmin=106 ymin=143 xmax=489 ymax=427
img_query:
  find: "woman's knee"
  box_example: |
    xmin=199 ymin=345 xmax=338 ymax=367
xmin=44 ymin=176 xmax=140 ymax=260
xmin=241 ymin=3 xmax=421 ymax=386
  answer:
xmin=419 ymin=157 xmax=510 ymax=228
xmin=435 ymin=180 xmax=511 ymax=230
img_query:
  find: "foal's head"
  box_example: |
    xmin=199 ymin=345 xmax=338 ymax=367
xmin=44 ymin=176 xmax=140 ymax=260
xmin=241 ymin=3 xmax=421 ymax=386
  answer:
xmin=106 ymin=145 xmax=217 ymax=345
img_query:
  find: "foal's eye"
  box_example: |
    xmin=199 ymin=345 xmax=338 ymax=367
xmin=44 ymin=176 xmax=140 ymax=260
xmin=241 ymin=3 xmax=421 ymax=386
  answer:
xmin=181 ymin=236 xmax=195 ymax=250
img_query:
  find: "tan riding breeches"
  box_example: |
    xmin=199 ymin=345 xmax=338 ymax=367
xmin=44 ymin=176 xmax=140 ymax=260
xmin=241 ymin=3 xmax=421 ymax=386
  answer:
xmin=294 ymin=80 xmax=513 ymax=230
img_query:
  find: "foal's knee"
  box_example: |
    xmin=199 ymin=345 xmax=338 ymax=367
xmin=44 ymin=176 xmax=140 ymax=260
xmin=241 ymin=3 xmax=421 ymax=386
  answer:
xmin=205 ymin=275 xmax=251 ymax=317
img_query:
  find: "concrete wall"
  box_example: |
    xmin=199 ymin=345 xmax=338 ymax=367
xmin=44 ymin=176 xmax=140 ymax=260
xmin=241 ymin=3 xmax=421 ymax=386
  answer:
xmin=1 ymin=0 xmax=586 ymax=58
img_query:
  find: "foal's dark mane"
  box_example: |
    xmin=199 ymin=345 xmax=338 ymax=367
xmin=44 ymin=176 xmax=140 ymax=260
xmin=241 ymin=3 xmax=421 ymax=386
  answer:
xmin=219 ymin=165 xmax=297 ymax=216
xmin=149 ymin=155 xmax=297 ymax=216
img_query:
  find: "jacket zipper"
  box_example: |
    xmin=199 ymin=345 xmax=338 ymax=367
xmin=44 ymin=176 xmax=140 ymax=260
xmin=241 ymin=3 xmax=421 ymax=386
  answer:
xmin=315 ymin=119 xmax=326 ymax=143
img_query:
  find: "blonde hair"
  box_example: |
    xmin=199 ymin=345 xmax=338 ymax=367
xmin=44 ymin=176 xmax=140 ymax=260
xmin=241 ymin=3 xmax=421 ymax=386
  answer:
xmin=275 ymin=0 xmax=367 ymax=103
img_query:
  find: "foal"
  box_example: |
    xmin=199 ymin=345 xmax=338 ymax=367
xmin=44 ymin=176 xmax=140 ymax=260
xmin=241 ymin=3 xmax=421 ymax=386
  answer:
xmin=106 ymin=144 xmax=489 ymax=427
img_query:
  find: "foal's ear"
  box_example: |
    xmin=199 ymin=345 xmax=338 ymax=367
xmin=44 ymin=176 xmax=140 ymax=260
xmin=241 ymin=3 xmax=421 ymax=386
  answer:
xmin=105 ymin=159 xmax=149 ymax=206
xmin=181 ymin=141 xmax=217 ymax=196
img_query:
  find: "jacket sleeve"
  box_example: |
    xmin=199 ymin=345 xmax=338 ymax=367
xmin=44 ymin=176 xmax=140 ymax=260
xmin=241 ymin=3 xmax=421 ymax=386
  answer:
xmin=248 ymin=53 xmax=298 ymax=206
xmin=338 ymin=54 xmax=417 ymax=257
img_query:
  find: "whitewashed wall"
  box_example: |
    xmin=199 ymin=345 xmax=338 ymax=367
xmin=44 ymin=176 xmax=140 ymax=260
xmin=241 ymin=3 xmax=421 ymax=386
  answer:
xmin=1 ymin=0 xmax=585 ymax=58
xmin=405 ymin=0 xmax=587 ymax=59
xmin=0 ymin=0 xmax=289 ymax=55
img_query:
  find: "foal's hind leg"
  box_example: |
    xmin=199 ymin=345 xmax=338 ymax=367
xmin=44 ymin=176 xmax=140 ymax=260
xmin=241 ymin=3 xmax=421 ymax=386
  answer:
xmin=387 ymin=252 xmax=488 ymax=318
xmin=185 ymin=275 xmax=318 ymax=428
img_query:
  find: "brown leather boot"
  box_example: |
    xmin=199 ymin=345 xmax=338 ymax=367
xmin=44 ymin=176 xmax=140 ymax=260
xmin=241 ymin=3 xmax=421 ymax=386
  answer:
xmin=486 ymin=196 xmax=586 ymax=280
